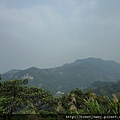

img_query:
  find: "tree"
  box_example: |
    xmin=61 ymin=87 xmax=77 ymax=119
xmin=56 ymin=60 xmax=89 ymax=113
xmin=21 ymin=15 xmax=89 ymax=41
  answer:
xmin=0 ymin=79 xmax=29 ymax=120
xmin=0 ymin=74 xmax=1 ymax=87
xmin=0 ymin=78 xmax=57 ymax=120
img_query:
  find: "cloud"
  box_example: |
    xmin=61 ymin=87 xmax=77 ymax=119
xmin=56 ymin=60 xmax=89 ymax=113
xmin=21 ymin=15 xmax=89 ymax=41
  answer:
xmin=0 ymin=0 xmax=120 ymax=73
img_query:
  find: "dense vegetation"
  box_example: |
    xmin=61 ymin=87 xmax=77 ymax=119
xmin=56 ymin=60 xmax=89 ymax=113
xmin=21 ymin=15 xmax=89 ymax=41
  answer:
xmin=86 ymin=80 xmax=120 ymax=99
xmin=0 ymin=75 xmax=120 ymax=120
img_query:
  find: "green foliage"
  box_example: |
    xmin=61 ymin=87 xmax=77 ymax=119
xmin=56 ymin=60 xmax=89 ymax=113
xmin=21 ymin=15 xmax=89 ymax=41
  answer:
xmin=0 ymin=79 xmax=31 ymax=120
xmin=0 ymin=98 xmax=4 ymax=113
xmin=0 ymin=79 xmax=58 ymax=120
xmin=0 ymin=77 xmax=120 ymax=119
xmin=87 ymin=80 xmax=120 ymax=98
xmin=0 ymin=74 xmax=1 ymax=87
xmin=56 ymin=88 xmax=120 ymax=115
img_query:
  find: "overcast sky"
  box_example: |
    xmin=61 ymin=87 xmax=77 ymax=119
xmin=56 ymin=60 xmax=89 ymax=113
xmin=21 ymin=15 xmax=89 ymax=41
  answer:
xmin=0 ymin=0 xmax=120 ymax=73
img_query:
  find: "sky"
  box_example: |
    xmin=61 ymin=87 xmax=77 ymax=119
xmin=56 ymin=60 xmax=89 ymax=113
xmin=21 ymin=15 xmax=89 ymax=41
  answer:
xmin=0 ymin=0 xmax=120 ymax=73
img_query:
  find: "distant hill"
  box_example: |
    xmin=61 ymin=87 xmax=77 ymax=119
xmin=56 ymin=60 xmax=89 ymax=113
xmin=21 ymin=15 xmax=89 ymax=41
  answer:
xmin=2 ymin=57 xmax=120 ymax=94
xmin=86 ymin=80 xmax=120 ymax=98
xmin=3 ymin=69 xmax=21 ymax=75
xmin=2 ymin=69 xmax=21 ymax=79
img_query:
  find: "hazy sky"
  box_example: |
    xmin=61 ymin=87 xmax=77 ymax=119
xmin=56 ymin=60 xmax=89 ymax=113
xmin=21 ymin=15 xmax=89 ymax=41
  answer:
xmin=0 ymin=0 xmax=120 ymax=73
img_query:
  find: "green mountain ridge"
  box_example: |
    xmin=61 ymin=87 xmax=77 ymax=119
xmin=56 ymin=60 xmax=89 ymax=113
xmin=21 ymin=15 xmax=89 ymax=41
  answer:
xmin=2 ymin=57 xmax=120 ymax=94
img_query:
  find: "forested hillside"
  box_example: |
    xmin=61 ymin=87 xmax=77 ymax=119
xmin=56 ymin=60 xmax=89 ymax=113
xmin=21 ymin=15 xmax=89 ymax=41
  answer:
xmin=86 ymin=80 xmax=120 ymax=99
xmin=2 ymin=58 xmax=120 ymax=94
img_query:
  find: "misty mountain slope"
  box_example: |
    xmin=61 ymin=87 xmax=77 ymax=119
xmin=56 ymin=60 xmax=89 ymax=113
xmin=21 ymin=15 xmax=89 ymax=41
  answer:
xmin=85 ymin=80 xmax=120 ymax=98
xmin=2 ymin=69 xmax=21 ymax=80
xmin=53 ymin=57 xmax=120 ymax=92
xmin=2 ymin=67 xmax=59 ymax=93
xmin=2 ymin=58 xmax=120 ymax=94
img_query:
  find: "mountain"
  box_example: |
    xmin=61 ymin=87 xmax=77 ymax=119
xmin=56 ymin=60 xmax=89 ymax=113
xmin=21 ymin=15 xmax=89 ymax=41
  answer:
xmin=2 ymin=57 xmax=120 ymax=94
